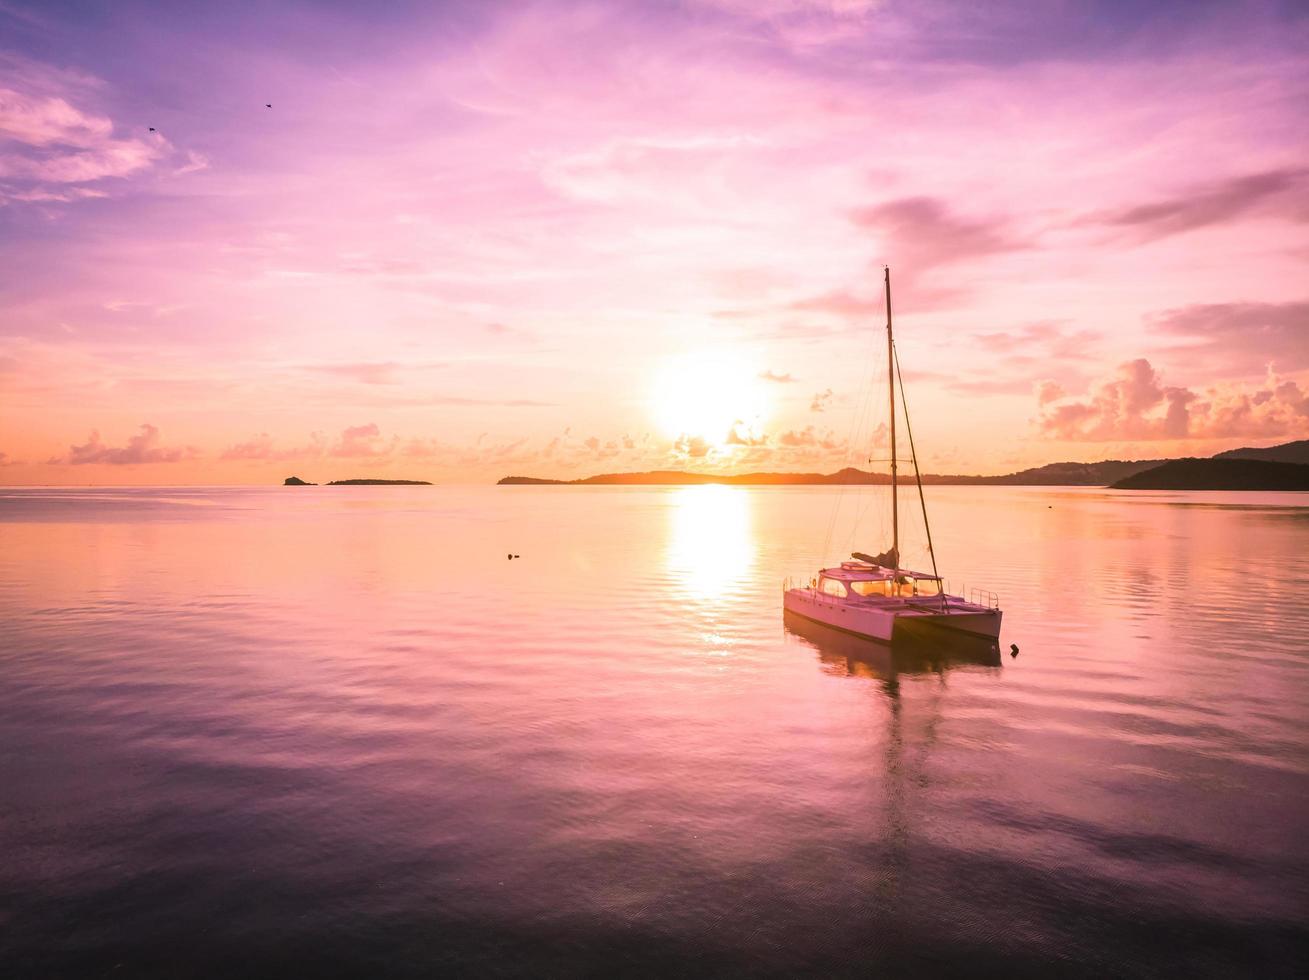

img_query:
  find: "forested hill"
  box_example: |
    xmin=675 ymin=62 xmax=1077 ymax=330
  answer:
xmin=498 ymin=439 xmax=1309 ymax=488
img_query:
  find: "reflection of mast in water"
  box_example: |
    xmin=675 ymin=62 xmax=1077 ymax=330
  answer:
xmin=872 ymin=649 xmax=953 ymax=912
xmin=782 ymin=611 xmax=998 ymax=910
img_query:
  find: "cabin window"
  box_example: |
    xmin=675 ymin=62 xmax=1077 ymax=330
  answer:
xmin=915 ymin=578 xmax=942 ymax=597
xmin=850 ymin=580 xmax=891 ymax=597
xmin=820 ymin=577 xmax=848 ymax=598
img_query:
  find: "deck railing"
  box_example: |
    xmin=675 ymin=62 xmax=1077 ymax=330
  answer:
xmin=788 ymin=576 xmax=998 ymax=610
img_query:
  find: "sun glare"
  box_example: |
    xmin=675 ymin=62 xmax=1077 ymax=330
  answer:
xmin=665 ymin=484 xmax=755 ymax=602
xmin=650 ymin=351 xmax=769 ymax=447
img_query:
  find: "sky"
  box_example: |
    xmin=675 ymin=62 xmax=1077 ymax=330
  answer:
xmin=1 ymin=0 xmax=1306 ymax=485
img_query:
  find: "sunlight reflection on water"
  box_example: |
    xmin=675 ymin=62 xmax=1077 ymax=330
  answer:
xmin=664 ymin=485 xmax=755 ymax=603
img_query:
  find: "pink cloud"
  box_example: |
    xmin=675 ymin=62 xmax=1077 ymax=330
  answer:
xmin=52 ymin=424 xmax=197 ymax=465
xmin=0 ymin=85 xmax=165 ymax=193
xmin=1036 ymin=380 xmax=1065 ymax=406
xmin=789 ymin=290 xmax=881 ymax=319
xmin=220 ymin=432 xmax=326 ymax=461
xmin=303 ymin=362 xmax=402 ymax=385
xmin=332 ymin=423 xmax=391 ymax=457
xmin=1039 ymin=360 xmax=1309 ymax=442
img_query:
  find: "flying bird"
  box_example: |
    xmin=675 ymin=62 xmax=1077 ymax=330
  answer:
xmin=148 ymin=127 xmax=156 ymax=132
xmin=265 ymin=103 xmax=272 ymax=108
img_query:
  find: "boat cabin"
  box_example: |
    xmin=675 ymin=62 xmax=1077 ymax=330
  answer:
xmin=815 ymin=561 xmax=943 ymax=600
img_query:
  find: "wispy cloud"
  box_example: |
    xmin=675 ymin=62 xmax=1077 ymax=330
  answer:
xmin=788 ymin=290 xmax=881 ymax=319
xmin=1086 ymin=168 xmax=1309 ymax=242
xmin=1148 ymin=299 xmax=1309 ymax=372
xmin=778 ymin=425 xmax=844 ymax=452
xmin=849 ymin=196 xmax=1027 ymax=308
xmin=0 ymin=83 xmax=165 ymax=197
xmin=302 ymin=362 xmax=403 ymax=385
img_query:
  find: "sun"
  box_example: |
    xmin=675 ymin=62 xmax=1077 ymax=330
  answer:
xmin=650 ymin=350 xmax=769 ymax=448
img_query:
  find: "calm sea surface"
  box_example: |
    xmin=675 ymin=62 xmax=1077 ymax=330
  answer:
xmin=1 ymin=485 xmax=1307 ymax=978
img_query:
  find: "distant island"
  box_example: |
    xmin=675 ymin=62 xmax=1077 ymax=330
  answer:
xmin=499 ymin=460 xmax=1163 ymax=487
xmin=498 ymin=439 xmax=1309 ymax=491
xmin=1111 ymin=458 xmax=1309 ymax=491
xmin=283 ymin=476 xmax=431 ymax=486
xmin=327 ymin=479 xmax=432 ymax=486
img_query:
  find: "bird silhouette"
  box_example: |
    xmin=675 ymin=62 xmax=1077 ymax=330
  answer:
xmin=148 ymin=127 xmax=156 ymax=132
xmin=1010 ymin=643 xmax=1019 ymax=658
xmin=265 ymin=103 xmax=272 ymax=108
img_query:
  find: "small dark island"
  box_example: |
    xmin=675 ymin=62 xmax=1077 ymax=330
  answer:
xmin=326 ymin=479 xmax=432 ymax=486
xmin=283 ymin=476 xmax=431 ymax=486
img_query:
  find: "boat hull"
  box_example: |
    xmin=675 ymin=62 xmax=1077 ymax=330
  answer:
xmin=782 ymin=588 xmax=1002 ymax=643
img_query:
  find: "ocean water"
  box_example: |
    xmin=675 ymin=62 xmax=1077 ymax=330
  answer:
xmin=1 ymin=484 xmax=1306 ymax=978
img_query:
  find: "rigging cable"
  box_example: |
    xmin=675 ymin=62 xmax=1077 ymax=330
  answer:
xmin=893 ymin=340 xmax=944 ymax=608
xmin=820 ymin=333 xmax=877 ymax=564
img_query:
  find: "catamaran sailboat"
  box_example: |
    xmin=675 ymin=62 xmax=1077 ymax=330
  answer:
xmin=782 ymin=267 xmax=1003 ymax=644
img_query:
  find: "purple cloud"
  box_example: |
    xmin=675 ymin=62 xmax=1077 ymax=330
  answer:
xmin=852 ymin=196 xmax=1021 ymax=263
xmin=1088 ymin=168 xmax=1309 ymax=241
xmin=1148 ymin=300 xmax=1309 ymax=372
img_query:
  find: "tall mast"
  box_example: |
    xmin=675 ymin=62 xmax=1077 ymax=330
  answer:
xmin=885 ymin=265 xmax=898 ymax=571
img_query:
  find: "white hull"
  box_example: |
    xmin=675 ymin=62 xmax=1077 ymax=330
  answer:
xmin=783 ymin=587 xmax=1002 ymax=643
